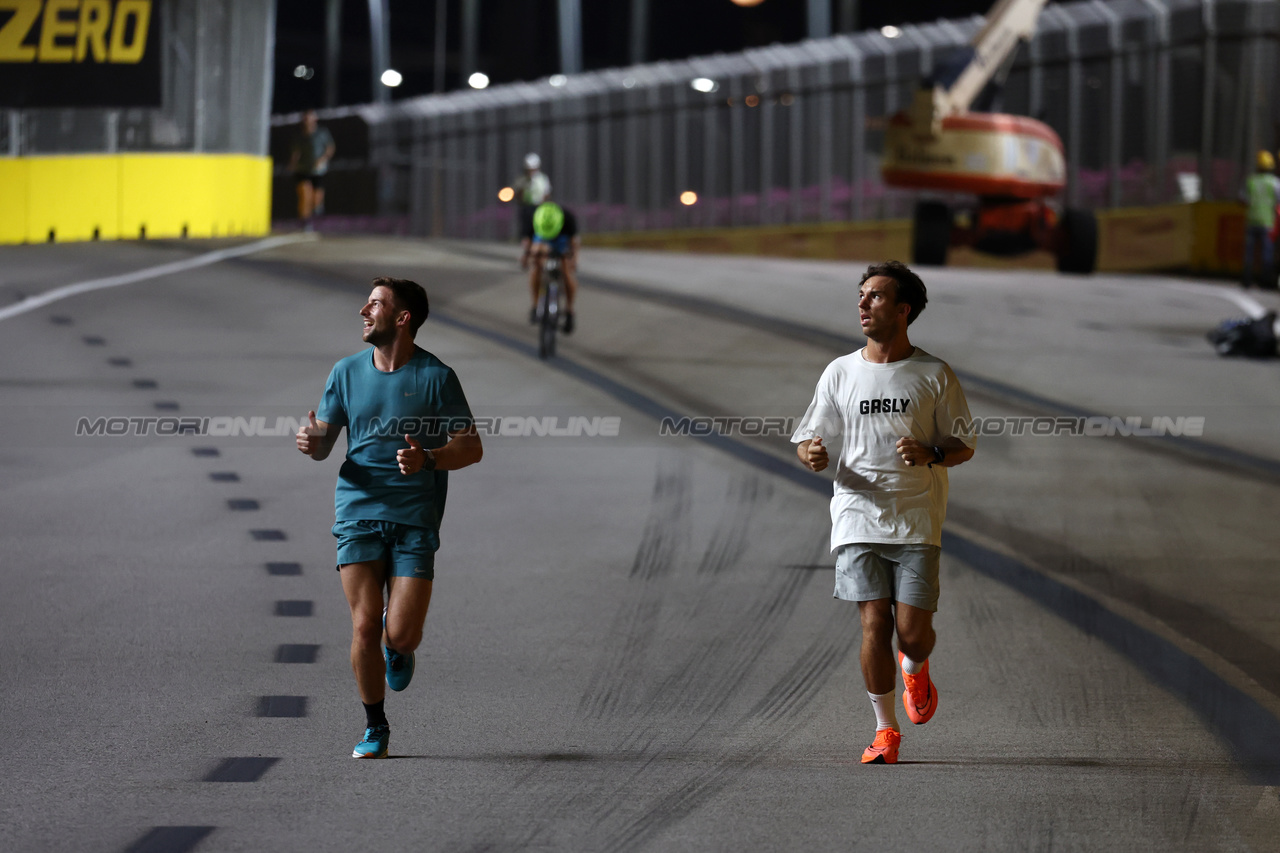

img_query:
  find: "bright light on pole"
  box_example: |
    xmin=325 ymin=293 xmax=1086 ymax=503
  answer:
xmin=468 ymin=71 xmax=490 ymax=89
xmin=729 ymin=0 xmax=767 ymax=7
xmin=380 ymin=68 xmax=403 ymax=87
xmin=691 ymin=77 xmax=718 ymax=93
xmin=680 ymin=191 xmax=698 ymax=206
xmin=498 ymin=187 xmax=515 ymax=202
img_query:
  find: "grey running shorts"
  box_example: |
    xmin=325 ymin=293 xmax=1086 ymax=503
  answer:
xmin=834 ymin=542 xmax=941 ymax=612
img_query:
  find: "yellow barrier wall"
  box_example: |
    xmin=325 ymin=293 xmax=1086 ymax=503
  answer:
xmin=588 ymin=219 xmax=914 ymax=262
xmin=0 ymin=158 xmax=28 ymax=241
xmin=587 ymin=202 xmax=1252 ymax=276
xmin=1096 ymin=203 xmax=1193 ymax=272
xmin=0 ymin=154 xmax=272 ymax=244
xmin=1189 ymin=201 xmax=1246 ymax=276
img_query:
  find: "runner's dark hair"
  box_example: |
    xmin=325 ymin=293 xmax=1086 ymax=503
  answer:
xmin=373 ymin=277 xmax=430 ymax=337
xmin=859 ymin=260 xmax=928 ymax=325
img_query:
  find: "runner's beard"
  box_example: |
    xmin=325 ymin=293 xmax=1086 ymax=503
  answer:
xmin=364 ymin=323 xmax=395 ymax=347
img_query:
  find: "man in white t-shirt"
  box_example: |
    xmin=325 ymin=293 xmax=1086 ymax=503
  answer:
xmin=792 ymin=260 xmax=975 ymax=765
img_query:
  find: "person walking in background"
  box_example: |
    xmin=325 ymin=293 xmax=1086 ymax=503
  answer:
xmin=1242 ymin=150 xmax=1280 ymax=290
xmin=515 ymin=152 xmax=552 ymax=268
xmin=296 ymin=277 xmax=483 ymax=759
xmin=289 ymin=110 xmax=336 ymax=231
xmin=792 ymin=261 xmax=975 ymax=765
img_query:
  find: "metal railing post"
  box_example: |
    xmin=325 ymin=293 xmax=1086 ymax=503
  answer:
xmin=1199 ymin=0 xmax=1217 ymax=198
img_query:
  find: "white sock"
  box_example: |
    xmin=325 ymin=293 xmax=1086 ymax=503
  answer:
xmin=901 ymin=654 xmax=925 ymax=675
xmin=868 ymin=690 xmax=899 ymax=731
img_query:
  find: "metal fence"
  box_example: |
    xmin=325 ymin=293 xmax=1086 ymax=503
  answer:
xmin=280 ymin=0 xmax=1279 ymax=239
xmin=2 ymin=0 xmax=275 ymax=157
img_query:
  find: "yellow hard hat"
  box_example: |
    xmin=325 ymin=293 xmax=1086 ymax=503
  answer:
xmin=1259 ymin=150 xmax=1276 ymax=171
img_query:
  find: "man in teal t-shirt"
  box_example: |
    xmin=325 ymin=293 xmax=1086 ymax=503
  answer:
xmin=1243 ymin=150 xmax=1280 ymax=290
xmin=296 ymin=276 xmax=483 ymax=759
xmin=289 ymin=110 xmax=336 ymax=229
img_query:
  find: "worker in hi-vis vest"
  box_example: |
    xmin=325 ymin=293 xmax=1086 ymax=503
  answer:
xmin=1243 ymin=150 xmax=1280 ymax=290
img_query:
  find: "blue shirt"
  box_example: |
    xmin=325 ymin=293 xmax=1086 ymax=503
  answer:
xmin=317 ymin=347 xmax=474 ymax=543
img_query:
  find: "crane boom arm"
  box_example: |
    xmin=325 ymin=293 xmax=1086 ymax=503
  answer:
xmin=941 ymin=0 xmax=1047 ymax=116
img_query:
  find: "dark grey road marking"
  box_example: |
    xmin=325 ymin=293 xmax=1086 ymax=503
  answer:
xmin=265 ymin=561 xmax=301 ymax=575
xmin=191 ymin=447 xmax=220 ymax=457
xmin=227 ymin=499 xmax=259 ymax=511
xmin=121 ymin=826 xmax=215 ymax=853
xmin=132 ymin=379 xmax=158 ymax=389
xmin=153 ymin=401 xmax=179 ymax=411
xmin=203 ymin=757 xmax=279 ymax=782
xmin=275 ymin=644 xmax=319 ymax=663
xmin=108 ymin=357 xmax=132 ymax=367
xmin=274 ymin=600 xmax=313 ymax=617
xmin=251 ymin=529 xmax=286 ymax=541
xmin=49 ymin=315 xmax=72 ymax=325
xmin=256 ymin=696 xmax=307 ymax=717
xmin=209 ymin=472 xmax=240 ymax=482
xmin=82 ymin=335 xmax=105 ymax=345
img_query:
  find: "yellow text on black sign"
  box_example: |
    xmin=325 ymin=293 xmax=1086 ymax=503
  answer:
xmin=0 ymin=0 xmax=152 ymax=64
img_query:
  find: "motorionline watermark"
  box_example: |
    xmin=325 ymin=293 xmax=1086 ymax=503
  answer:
xmin=657 ymin=414 xmax=1206 ymax=439
xmin=958 ymin=415 xmax=1205 ymax=437
xmin=74 ymin=414 xmax=622 ymax=439
xmin=660 ymin=416 xmax=798 ymax=437
xmin=71 ymin=413 xmax=1204 ymax=441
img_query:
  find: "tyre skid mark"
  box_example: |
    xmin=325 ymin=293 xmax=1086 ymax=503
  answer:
xmin=579 ymin=460 xmax=691 ymax=720
xmin=602 ymin=605 xmax=861 ymax=853
xmin=514 ymin=479 xmax=827 ymax=850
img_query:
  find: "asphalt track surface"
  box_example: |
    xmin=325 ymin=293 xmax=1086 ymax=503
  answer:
xmin=3 ymin=235 xmax=1280 ymax=852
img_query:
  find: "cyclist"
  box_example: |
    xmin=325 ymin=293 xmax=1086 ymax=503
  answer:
xmin=515 ymin=153 xmax=552 ymax=269
xmin=528 ymin=200 xmax=580 ymax=335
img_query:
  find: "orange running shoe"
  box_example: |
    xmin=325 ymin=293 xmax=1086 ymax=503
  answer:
xmin=861 ymin=728 xmax=901 ymax=764
xmin=899 ymin=651 xmax=938 ymax=725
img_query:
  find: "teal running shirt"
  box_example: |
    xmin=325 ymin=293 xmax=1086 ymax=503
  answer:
xmin=317 ymin=347 xmax=474 ymax=542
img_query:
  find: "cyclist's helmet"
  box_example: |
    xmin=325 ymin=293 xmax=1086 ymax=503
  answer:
xmin=1259 ymin=150 xmax=1276 ymax=172
xmin=524 ymin=152 xmax=541 ymax=170
xmin=533 ymin=202 xmax=564 ymax=240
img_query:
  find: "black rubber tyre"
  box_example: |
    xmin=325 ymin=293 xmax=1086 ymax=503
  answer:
xmin=912 ymin=201 xmax=951 ymax=267
xmin=538 ymin=281 xmax=558 ymax=360
xmin=1056 ymin=208 xmax=1098 ymax=274
xmin=539 ymin=320 xmax=555 ymax=359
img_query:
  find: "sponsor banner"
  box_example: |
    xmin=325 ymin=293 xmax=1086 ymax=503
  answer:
xmin=0 ymin=0 xmax=161 ymax=107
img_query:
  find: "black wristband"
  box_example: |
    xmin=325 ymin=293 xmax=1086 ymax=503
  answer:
xmin=422 ymin=448 xmax=437 ymax=471
xmin=928 ymin=445 xmax=944 ymax=468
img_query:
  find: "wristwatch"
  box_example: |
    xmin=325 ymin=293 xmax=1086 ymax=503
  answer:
xmin=422 ymin=448 xmax=437 ymax=471
xmin=927 ymin=445 xmax=944 ymax=468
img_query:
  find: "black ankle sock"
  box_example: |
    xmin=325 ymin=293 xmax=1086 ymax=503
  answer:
xmin=363 ymin=700 xmax=388 ymax=729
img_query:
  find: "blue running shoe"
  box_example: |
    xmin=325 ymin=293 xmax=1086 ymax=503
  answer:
xmin=352 ymin=724 xmax=389 ymax=758
xmin=385 ymin=645 xmax=415 ymax=691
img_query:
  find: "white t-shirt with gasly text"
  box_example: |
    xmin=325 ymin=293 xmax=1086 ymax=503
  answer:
xmin=791 ymin=347 xmax=976 ymax=550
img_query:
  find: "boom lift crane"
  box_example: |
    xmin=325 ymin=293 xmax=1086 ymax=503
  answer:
xmin=882 ymin=0 xmax=1097 ymax=273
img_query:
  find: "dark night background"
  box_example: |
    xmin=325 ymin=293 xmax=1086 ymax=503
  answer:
xmin=273 ymin=0 xmax=1013 ymax=114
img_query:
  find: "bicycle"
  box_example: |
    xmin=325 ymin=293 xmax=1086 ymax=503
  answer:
xmin=535 ymin=252 xmax=564 ymax=360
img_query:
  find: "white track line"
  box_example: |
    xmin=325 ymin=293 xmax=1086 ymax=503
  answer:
xmin=1161 ymin=281 xmax=1271 ymax=317
xmin=0 ymin=233 xmax=316 ymax=323
xmin=1095 ymin=275 xmax=1280 ymax=335
xmin=1161 ymin=281 xmax=1280 ymax=336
